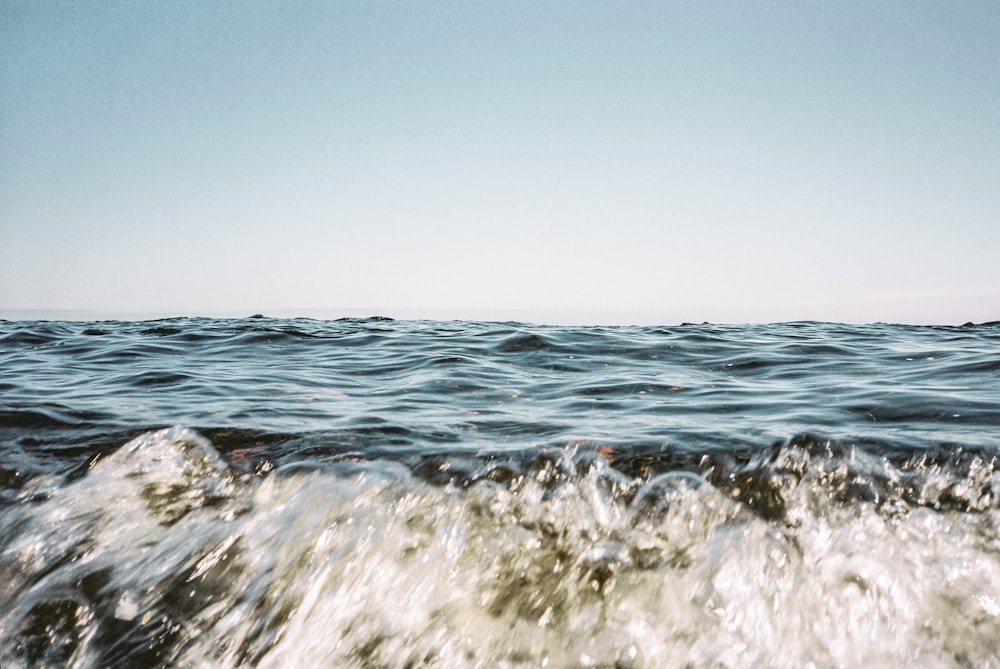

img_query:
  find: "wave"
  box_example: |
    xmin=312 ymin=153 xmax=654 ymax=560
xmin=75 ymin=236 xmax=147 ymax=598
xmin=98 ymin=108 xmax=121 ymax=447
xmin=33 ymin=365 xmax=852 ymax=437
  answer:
xmin=3 ymin=428 xmax=1000 ymax=668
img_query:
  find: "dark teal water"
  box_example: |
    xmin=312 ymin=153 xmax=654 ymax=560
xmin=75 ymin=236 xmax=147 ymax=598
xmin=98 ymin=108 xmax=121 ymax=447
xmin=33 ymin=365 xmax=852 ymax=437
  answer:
xmin=2 ymin=317 xmax=1000 ymax=667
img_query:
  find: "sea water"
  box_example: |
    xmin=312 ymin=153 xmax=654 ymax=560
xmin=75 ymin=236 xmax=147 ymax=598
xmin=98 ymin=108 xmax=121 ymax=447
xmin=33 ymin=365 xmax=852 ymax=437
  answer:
xmin=2 ymin=317 xmax=1000 ymax=668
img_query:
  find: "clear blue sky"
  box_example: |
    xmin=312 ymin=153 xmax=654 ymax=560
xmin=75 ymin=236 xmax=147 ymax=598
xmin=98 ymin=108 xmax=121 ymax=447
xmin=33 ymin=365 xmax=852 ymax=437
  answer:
xmin=2 ymin=1 xmax=998 ymax=324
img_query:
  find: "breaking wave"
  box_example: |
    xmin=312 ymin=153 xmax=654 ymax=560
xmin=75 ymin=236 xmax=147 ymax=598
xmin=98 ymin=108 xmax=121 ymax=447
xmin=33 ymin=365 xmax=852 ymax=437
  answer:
xmin=4 ymin=427 xmax=1000 ymax=668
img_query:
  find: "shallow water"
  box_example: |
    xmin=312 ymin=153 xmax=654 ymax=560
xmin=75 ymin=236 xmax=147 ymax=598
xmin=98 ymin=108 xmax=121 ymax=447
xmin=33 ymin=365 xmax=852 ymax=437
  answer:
xmin=2 ymin=317 xmax=1000 ymax=667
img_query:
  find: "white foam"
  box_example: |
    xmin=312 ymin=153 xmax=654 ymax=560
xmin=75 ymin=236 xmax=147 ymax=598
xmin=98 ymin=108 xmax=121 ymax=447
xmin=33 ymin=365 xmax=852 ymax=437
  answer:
xmin=3 ymin=429 xmax=1000 ymax=668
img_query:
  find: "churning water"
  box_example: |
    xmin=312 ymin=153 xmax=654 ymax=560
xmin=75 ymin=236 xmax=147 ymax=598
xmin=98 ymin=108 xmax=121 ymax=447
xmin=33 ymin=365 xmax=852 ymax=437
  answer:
xmin=2 ymin=317 xmax=1000 ymax=668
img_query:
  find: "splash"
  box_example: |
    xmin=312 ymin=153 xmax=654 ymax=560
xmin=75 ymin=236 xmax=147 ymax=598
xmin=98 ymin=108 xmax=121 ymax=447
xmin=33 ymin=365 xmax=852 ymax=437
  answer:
xmin=3 ymin=428 xmax=1000 ymax=668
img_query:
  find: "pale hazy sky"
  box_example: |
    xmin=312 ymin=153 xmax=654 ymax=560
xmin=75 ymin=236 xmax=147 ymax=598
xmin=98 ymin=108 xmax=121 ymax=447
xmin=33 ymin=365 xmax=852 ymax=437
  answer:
xmin=2 ymin=1 xmax=998 ymax=324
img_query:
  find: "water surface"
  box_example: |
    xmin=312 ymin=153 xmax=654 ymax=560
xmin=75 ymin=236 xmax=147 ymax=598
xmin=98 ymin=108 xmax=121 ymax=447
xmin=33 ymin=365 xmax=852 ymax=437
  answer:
xmin=2 ymin=317 xmax=1000 ymax=667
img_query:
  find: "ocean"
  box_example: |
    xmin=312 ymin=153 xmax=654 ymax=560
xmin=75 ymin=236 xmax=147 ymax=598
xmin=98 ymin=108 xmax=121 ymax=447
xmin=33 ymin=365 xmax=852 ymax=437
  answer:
xmin=2 ymin=316 xmax=999 ymax=668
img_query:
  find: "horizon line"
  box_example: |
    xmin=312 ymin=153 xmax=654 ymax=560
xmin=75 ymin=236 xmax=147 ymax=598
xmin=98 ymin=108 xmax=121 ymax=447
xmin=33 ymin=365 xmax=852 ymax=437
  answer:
xmin=1 ymin=306 xmax=996 ymax=328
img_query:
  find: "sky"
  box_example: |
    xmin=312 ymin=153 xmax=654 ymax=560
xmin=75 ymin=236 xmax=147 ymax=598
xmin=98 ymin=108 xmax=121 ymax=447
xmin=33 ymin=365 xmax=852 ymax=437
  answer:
xmin=1 ymin=1 xmax=998 ymax=325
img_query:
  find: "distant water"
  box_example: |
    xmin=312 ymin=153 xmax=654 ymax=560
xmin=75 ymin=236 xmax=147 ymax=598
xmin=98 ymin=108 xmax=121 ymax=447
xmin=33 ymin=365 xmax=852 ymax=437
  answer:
xmin=2 ymin=317 xmax=1000 ymax=668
